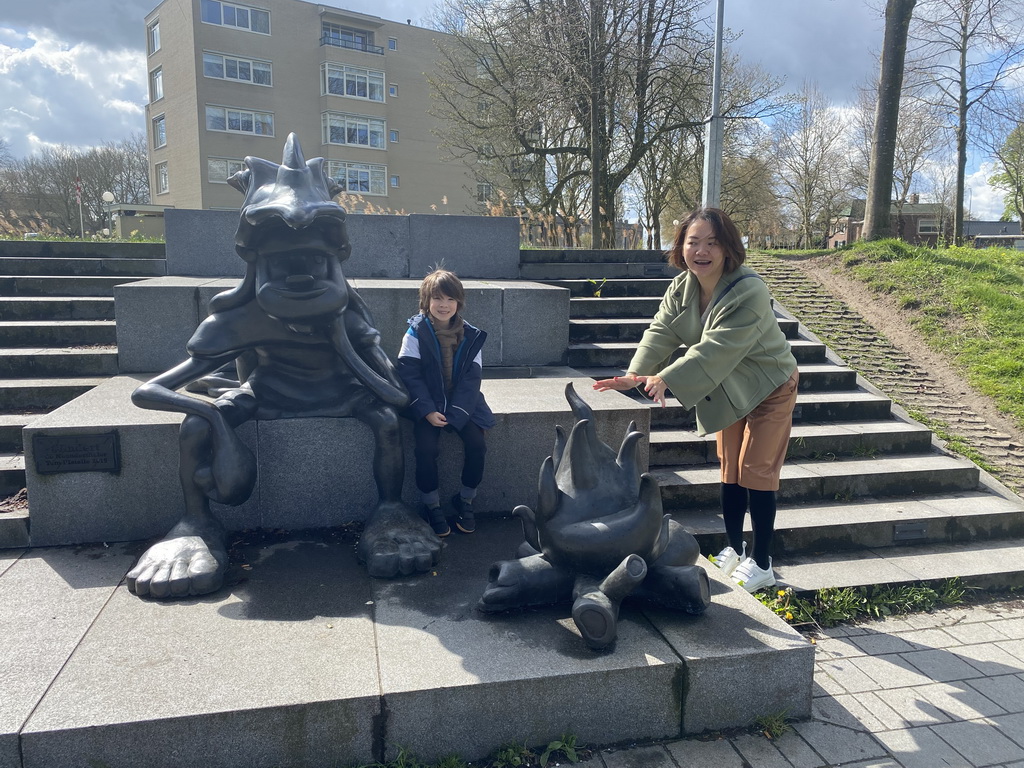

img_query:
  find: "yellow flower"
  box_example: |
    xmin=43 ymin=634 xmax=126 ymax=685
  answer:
xmin=777 ymin=590 xmax=786 ymax=597
xmin=785 ymin=611 xmax=794 ymax=620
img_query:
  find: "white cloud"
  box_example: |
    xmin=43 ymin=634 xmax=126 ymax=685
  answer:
xmin=966 ymin=161 xmax=1007 ymax=221
xmin=0 ymin=31 xmax=146 ymax=157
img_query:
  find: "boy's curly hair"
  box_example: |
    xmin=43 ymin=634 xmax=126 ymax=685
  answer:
xmin=419 ymin=269 xmax=466 ymax=314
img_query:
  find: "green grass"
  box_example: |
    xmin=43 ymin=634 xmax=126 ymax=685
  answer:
xmin=833 ymin=239 xmax=1024 ymax=431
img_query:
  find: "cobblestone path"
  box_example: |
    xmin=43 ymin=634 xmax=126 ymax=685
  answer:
xmin=746 ymin=252 xmax=1024 ymax=494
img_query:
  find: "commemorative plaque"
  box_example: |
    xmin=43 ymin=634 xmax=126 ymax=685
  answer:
xmin=33 ymin=432 xmax=121 ymax=474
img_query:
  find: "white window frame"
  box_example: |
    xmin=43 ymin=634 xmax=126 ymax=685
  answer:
xmin=201 ymin=0 xmax=270 ymax=34
xmin=321 ymin=63 xmax=384 ymax=102
xmin=205 ymin=105 xmax=274 ymax=137
xmin=389 ymin=129 xmax=398 ymax=143
xmin=919 ymin=219 xmax=940 ymax=234
xmin=147 ymin=21 xmax=161 ymax=55
xmin=152 ymin=114 xmax=167 ymax=149
xmin=321 ymin=111 xmax=386 ymax=149
xmin=150 ymin=67 xmax=163 ymax=102
xmin=207 ymin=157 xmax=246 ymax=184
xmin=388 ymin=37 xmax=397 ymax=50
xmin=389 ymin=174 xmax=400 ymax=188
xmin=327 ymin=160 xmax=387 ymax=196
xmin=477 ymin=182 xmax=493 ymax=203
xmin=388 ymin=83 xmax=398 ymax=97
xmin=203 ymin=52 xmax=272 ymax=86
xmin=155 ymin=162 xmax=169 ymax=195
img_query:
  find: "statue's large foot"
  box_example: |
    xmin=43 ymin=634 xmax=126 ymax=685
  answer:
xmin=126 ymin=522 xmax=228 ymax=599
xmin=357 ymin=501 xmax=442 ymax=578
xmin=572 ymin=591 xmax=618 ymax=651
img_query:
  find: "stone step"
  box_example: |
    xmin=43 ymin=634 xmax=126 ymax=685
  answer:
xmin=568 ymin=316 xmax=800 ymax=343
xmin=676 ymin=491 xmax=1024 ymax=561
xmin=519 ymin=249 xmax=667 ymax=264
xmin=521 ymin=262 xmax=674 ymax=280
xmin=0 ymin=348 xmax=118 ymax=377
xmin=0 ymin=275 xmax=149 ymax=297
xmin=0 ymin=503 xmax=29 ymax=548
xmin=572 ymin=362 xmax=858 ymax=394
xmin=0 ymin=377 xmax=108 ymax=410
xmin=773 ymin=539 xmax=1024 ymax=594
xmin=653 ymin=453 xmax=981 ymax=510
xmin=0 ymin=257 xmax=166 ymax=277
xmin=567 ymin=337 xmax=826 ymax=368
xmin=649 ymin=419 xmax=934 ymax=466
xmin=0 ymin=242 xmax=165 ymax=259
xmin=569 ymin=297 xmax=663 ymax=318
xmin=540 ymin=278 xmax=672 ymax=298
xmin=0 ymin=320 xmax=117 ymax=347
xmin=0 ymin=413 xmax=34 ymax=452
xmin=0 ymin=452 xmax=25 ymax=497
xmin=0 ymin=296 xmax=116 ymax=321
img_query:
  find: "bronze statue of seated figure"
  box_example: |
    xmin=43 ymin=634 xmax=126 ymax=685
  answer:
xmin=126 ymin=134 xmax=441 ymax=598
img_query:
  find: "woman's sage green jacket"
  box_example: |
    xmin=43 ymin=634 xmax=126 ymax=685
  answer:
xmin=627 ymin=266 xmax=798 ymax=436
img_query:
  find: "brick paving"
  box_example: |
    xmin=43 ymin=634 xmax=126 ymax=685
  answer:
xmin=595 ymin=601 xmax=1024 ymax=767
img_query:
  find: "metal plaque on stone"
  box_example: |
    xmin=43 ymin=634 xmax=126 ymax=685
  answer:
xmin=33 ymin=432 xmax=121 ymax=474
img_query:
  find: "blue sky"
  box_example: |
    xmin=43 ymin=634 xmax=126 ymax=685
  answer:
xmin=0 ymin=0 xmax=1008 ymax=219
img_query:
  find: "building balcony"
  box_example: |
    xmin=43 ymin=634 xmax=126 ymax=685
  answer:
xmin=320 ymin=36 xmax=384 ymax=55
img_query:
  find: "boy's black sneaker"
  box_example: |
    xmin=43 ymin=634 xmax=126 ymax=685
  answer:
xmin=452 ymin=494 xmax=476 ymax=534
xmin=424 ymin=504 xmax=450 ymax=537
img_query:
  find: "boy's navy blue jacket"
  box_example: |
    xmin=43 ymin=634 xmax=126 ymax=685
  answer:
xmin=397 ymin=313 xmax=496 ymax=431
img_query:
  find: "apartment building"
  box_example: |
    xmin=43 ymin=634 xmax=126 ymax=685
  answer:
xmin=143 ymin=0 xmax=479 ymax=213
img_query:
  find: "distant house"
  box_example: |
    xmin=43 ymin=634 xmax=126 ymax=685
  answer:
xmin=962 ymin=220 xmax=1023 ymax=250
xmin=828 ymin=196 xmax=947 ymax=248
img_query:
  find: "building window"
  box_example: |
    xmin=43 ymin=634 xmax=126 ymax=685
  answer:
xmin=321 ymin=22 xmax=382 ymax=54
xmin=150 ymin=67 xmax=163 ymax=102
xmin=388 ymin=83 xmax=398 ymax=97
xmin=208 ymin=157 xmax=245 ymax=183
xmin=390 ymin=174 xmax=400 ymax=187
xmin=201 ymin=0 xmax=270 ymax=33
xmin=152 ymin=114 xmax=167 ymax=149
xmin=388 ymin=37 xmax=397 ymax=50
xmin=322 ymin=111 xmax=385 ymax=149
xmin=919 ymin=219 xmax=939 ymax=234
xmin=147 ymin=21 xmax=161 ymax=55
xmin=321 ymin=63 xmax=384 ymax=101
xmin=203 ymin=52 xmax=272 ymax=86
xmin=156 ymin=162 xmax=169 ymax=195
xmin=206 ymin=105 xmax=274 ymax=136
xmin=389 ymin=130 xmax=399 ymax=143
xmin=327 ymin=160 xmax=387 ymax=196
xmin=477 ymin=183 xmax=493 ymax=203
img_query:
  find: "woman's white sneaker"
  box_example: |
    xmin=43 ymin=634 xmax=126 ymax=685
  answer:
xmin=709 ymin=543 xmax=745 ymax=577
xmin=732 ymin=557 xmax=776 ymax=593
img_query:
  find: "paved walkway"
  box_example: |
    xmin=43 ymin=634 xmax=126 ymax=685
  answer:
xmin=596 ymin=600 xmax=1024 ymax=767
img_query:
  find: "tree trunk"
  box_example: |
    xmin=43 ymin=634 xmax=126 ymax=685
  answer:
xmin=863 ymin=0 xmax=916 ymax=241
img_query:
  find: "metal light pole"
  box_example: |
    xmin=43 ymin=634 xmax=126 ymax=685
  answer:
xmin=701 ymin=0 xmax=725 ymax=209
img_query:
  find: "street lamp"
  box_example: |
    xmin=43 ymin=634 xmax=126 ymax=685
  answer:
xmin=101 ymin=191 xmax=115 ymax=237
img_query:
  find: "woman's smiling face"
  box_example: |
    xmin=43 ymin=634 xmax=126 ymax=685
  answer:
xmin=682 ymin=218 xmax=726 ymax=284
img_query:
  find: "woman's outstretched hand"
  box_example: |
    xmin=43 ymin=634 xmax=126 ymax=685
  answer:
xmin=593 ymin=374 xmax=667 ymax=407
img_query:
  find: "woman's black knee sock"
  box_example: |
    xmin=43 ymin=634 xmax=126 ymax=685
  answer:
xmin=749 ymin=489 xmax=777 ymax=570
xmin=720 ymin=483 xmax=748 ymax=553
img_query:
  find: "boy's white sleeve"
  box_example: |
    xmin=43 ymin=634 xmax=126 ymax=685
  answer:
xmin=399 ymin=331 xmax=420 ymax=359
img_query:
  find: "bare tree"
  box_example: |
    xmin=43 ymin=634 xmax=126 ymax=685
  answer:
xmin=907 ymin=0 xmax=1024 ymax=242
xmin=771 ymin=84 xmax=854 ymax=247
xmin=864 ymin=0 xmax=917 ymax=240
xmin=430 ymin=0 xmax=714 ymax=248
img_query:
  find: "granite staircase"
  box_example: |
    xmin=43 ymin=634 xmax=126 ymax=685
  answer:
xmin=524 ymin=248 xmax=1024 ymax=594
xmin=0 ymin=250 xmax=165 ymax=544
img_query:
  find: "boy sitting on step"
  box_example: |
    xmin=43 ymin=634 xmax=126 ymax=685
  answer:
xmin=397 ymin=269 xmax=495 ymax=537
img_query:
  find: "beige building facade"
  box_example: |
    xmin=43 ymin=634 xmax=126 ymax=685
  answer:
xmin=143 ymin=0 xmax=479 ymax=214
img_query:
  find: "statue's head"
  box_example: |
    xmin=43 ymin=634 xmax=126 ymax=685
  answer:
xmin=223 ymin=133 xmax=350 ymax=321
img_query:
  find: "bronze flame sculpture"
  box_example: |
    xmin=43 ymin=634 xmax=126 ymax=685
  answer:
xmin=479 ymin=384 xmax=710 ymax=650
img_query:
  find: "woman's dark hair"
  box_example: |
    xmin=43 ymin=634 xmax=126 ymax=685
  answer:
xmin=419 ymin=268 xmax=466 ymax=314
xmin=666 ymin=207 xmax=746 ymax=273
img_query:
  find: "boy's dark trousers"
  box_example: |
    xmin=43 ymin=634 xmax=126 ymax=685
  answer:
xmin=412 ymin=418 xmax=487 ymax=493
